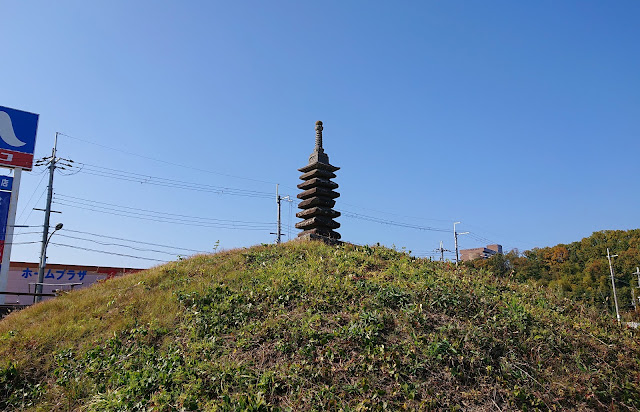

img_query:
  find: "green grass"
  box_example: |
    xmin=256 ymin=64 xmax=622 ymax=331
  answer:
xmin=1 ymin=241 xmax=639 ymax=410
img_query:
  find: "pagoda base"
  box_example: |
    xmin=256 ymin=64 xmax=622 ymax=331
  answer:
xmin=295 ymin=232 xmax=343 ymax=245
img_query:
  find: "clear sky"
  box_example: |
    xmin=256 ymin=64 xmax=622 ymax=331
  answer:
xmin=1 ymin=1 xmax=638 ymax=268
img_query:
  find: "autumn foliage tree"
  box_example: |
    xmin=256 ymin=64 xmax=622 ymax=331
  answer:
xmin=465 ymin=230 xmax=640 ymax=315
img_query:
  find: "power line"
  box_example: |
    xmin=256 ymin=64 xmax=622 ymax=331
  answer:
xmin=338 ymin=209 xmax=450 ymax=233
xmin=62 ymin=228 xmax=211 ymax=253
xmin=55 ymin=193 xmax=272 ymax=225
xmin=413 ymin=251 xmax=455 ymax=255
xmin=338 ymin=200 xmax=454 ymax=224
xmin=57 ymin=132 xmax=277 ymax=186
xmin=0 ymin=241 xmax=41 ymax=246
xmin=69 ymin=162 xmax=274 ymax=199
xmin=49 ymin=242 xmax=167 ymax=262
xmin=466 ymin=232 xmax=496 ymax=245
xmin=53 ymin=201 xmax=274 ymax=231
xmin=15 ymin=170 xmax=48 ymax=223
xmin=55 ymin=233 xmax=198 ymax=256
xmin=291 ymin=198 xmax=497 ymax=246
xmin=291 ymin=202 xmax=496 ymax=250
xmin=53 ymin=194 xmax=274 ymax=230
xmin=16 ymin=187 xmax=47 ymax=237
xmin=9 ymin=231 xmax=43 ymax=236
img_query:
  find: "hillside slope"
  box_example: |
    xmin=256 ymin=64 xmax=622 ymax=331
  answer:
xmin=1 ymin=241 xmax=639 ymax=411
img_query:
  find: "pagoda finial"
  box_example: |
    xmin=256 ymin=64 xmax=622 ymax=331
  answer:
xmin=315 ymin=120 xmax=323 ymax=150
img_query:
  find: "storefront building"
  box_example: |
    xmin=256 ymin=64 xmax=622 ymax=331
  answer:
xmin=3 ymin=261 xmax=143 ymax=305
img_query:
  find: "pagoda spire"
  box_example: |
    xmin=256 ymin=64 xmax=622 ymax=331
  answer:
xmin=315 ymin=120 xmax=323 ymax=151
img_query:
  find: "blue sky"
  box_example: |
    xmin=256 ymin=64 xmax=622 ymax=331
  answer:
xmin=1 ymin=1 xmax=638 ymax=267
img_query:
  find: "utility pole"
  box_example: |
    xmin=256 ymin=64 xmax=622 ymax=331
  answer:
xmin=453 ymin=221 xmax=469 ymax=266
xmin=274 ymin=184 xmax=291 ymax=244
xmin=606 ymin=248 xmax=620 ymax=324
xmin=434 ymin=241 xmax=451 ymax=262
xmin=633 ymin=267 xmax=640 ymax=310
xmin=276 ymin=184 xmax=282 ymax=244
xmin=35 ymin=133 xmax=58 ymax=303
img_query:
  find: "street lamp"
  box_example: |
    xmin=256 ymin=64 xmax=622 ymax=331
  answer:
xmin=34 ymin=223 xmax=63 ymax=303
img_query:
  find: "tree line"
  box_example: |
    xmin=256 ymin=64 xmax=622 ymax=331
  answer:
xmin=464 ymin=229 xmax=640 ymax=313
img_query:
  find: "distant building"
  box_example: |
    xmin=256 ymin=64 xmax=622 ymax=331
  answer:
xmin=460 ymin=244 xmax=503 ymax=261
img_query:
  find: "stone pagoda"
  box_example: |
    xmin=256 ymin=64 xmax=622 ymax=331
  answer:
xmin=295 ymin=121 xmax=341 ymax=242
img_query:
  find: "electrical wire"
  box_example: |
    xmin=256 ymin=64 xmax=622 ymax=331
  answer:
xmin=15 ymin=171 xmax=48 ymax=223
xmin=70 ymin=163 xmax=273 ymax=199
xmin=292 ymin=199 xmax=497 ymax=246
xmin=466 ymin=232 xmax=497 ymax=245
xmin=338 ymin=200 xmax=454 ymax=224
xmin=62 ymin=229 xmax=212 ymax=253
xmin=57 ymin=161 xmax=83 ymax=177
xmin=55 ymin=233 xmax=196 ymax=256
xmin=0 ymin=241 xmax=40 ymax=246
xmin=15 ymin=187 xmax=48 ymax=234
xmin=9 ymin=225 xmax=42 ymax=228
xmin=54 ymin=201 xmax=275 ymax=231
xmin=54 ymin=193 xmax=272 ymax=225
xmin=338 ymin=209 xmax=450 ymax=233
xmin=53 ymin=194 xmax=275 ymax=230
xmin=49 ymin=242 xmax=167 ymax=262
xmin=58 ymin=132 xmax=277 ymax=186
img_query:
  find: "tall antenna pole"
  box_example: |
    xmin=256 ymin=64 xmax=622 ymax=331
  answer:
xmin=453 ymin=222 xmax=469 ymax=266
xmin=434 ymin=241 xmax=451 ymax=262
xmin=606 ymin=248 xmax=621 ymax=324
xmin=35 ymin=133 xmax=58 ymax=302
xmin=276 ymin=184 xmax=282 ymax=244
xmin=273 ymin=184 xmax=291 ymax=244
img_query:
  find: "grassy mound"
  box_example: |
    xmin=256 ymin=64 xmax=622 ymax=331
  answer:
xmin=0 ymin=241 xmax=639 ymax=411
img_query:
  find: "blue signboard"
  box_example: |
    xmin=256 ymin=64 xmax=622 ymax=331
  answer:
xmin=0 ymin=189 xmax=11 ymax=262
xmin=0 ymin=106 xmax=39 ymax=170
xmin=0 ymin=176 xmax=12 ymax=192
xmin=0 ymin=190 xmax=10 ymax=240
